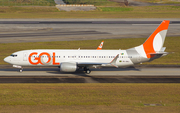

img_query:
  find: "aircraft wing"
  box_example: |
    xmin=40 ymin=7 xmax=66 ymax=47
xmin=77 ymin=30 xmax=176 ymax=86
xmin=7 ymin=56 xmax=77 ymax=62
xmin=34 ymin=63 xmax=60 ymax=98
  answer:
xmin=77 ymin=62 xmax=104 ymax=67
xmin=77 ymin=54 xmax=119 ymax=68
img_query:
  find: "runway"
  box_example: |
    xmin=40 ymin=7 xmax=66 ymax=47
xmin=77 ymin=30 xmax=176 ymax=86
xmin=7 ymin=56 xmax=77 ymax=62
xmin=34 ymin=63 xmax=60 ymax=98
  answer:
xmin=0 ymin=20 xmax=179 ymax=24
xmin=0 ymin=19 xmax=180 ymax=43
xmin=0 ymin=67 xmax=180 ymax=83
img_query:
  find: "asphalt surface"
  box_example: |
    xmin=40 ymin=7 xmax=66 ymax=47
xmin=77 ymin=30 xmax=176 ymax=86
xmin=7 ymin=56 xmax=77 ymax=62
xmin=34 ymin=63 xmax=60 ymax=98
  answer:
xmin=0 ymin=67 xmax=180 ymax=83
xmin=0 ymin=19 xmax=180 ymax=43
xmin=1 ymin=20 xmax=179 ymax=24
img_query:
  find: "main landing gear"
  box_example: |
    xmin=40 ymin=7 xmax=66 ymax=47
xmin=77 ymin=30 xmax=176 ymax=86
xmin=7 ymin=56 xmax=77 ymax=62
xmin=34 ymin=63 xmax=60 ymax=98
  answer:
xmin=84 ymin=67 xmax=91 ymax=74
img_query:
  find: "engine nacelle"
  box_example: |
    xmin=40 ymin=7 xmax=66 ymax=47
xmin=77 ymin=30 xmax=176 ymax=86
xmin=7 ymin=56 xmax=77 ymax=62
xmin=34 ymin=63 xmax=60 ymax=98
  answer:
xmin=60 ymin=62 xmax=77 ymax=72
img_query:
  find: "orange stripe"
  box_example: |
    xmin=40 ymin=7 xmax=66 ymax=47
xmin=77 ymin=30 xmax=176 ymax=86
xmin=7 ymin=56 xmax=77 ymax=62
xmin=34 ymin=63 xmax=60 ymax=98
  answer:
xmin=143 ymin=20 xmax=170 ymax=58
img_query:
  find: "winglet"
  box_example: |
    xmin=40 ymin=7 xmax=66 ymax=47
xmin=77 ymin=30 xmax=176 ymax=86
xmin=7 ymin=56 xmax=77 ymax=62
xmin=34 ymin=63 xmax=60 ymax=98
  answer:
xmin=97 ymin=41 xmax=104 ymax=50
xmin=110 ymin=54 xmax=119 ymax=68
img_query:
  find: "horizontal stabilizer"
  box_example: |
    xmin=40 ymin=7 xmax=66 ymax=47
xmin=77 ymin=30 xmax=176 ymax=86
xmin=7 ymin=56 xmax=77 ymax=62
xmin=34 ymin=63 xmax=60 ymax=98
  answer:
xmin=149 ymin=52 xmax=169 ymax=57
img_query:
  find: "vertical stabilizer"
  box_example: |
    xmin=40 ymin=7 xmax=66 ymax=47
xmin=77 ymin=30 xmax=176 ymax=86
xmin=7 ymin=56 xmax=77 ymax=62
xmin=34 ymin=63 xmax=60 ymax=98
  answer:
xmin=131 ymin=20 xmax=170 ymax=59
xmin=97 ymin=41 xmax=104 ymax=50
xmin=143 ymin=20 xmax=170 ymax=58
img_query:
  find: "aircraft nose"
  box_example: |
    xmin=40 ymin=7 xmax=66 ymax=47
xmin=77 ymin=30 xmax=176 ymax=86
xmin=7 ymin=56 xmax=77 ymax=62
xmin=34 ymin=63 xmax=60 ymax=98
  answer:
xmin=4 ymin=57 xmax=10 ymax=63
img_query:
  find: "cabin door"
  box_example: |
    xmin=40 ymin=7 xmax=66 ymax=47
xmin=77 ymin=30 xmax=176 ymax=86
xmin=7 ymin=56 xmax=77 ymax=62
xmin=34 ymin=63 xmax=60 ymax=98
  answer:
xmin=23 ymin=52 xmax=27 ymax=61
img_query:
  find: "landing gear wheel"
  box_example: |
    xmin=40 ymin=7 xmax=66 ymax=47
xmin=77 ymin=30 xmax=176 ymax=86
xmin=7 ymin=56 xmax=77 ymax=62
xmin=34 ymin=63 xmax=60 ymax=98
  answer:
xmin=19 ymin=69 xmax=23 ymax=73
xmin=86 ymin=69 xmax=91 ymax=74
xmin=84 ymin=67 xmax=91 ymax=74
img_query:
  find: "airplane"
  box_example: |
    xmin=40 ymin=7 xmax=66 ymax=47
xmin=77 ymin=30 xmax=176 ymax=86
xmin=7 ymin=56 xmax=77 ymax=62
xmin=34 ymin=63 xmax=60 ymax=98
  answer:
xmin=4 ymin=20 xmax=170 ymax=74
xmin=97 ymin=41 xmax=104 ymax=50
xmin=78 ymin=41 xmax=104 ymax=50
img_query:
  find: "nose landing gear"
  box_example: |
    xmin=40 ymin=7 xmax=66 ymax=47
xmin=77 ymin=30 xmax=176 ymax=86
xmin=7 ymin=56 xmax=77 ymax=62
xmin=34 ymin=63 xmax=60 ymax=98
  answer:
xmin=13 ymin=65 xmax=23 ymax=72
xmin=19 ymin=68 xmax=23 ymax=73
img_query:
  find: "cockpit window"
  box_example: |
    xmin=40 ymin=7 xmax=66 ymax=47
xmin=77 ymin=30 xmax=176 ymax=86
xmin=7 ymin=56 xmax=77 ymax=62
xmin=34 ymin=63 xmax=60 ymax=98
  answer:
xmin=10 ymin=54 xmax=17 ymax=57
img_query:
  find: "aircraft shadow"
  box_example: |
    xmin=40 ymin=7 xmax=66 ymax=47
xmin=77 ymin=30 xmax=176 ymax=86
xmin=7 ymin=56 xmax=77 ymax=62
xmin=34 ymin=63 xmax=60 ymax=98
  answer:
xmin=46 ymin=67 xmax=141 ymax=77
xmin=0 ymin=67 xmax=141 ymax=77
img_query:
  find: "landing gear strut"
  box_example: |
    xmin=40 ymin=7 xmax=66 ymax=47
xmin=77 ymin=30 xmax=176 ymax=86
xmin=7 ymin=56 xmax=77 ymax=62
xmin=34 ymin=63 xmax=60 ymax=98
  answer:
xmin=13 ymin=65 xmax=23 ymax=73
xmin=84 ymin=67 xmax=91 ymax=74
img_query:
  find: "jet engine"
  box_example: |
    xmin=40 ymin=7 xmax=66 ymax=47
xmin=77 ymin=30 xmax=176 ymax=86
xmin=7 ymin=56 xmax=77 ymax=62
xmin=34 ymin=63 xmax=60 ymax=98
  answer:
xmin=60 ymin=62 xmax=77 ymax=72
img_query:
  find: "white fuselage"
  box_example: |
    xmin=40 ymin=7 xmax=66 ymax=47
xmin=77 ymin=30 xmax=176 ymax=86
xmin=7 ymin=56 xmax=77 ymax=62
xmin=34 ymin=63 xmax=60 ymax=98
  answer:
xmin=4 ymin=49 xmax=144 ymax=67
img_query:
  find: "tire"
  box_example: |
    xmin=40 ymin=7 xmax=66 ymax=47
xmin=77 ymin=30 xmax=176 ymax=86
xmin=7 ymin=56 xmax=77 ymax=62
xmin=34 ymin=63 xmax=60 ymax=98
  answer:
xmin=86 ymin=69 xmax=91 ymax=74
xmin=19 ymin=69 xmax=23 ymax=73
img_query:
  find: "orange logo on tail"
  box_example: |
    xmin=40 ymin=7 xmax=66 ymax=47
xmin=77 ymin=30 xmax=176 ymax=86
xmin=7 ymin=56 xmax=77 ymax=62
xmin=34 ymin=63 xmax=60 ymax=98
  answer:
xmin=97 ymin=41 xmax=104 ymax=50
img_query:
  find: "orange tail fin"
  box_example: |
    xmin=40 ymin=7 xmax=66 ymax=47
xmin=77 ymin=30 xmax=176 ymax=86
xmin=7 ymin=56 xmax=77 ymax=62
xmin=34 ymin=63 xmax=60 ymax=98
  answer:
xmin=143 ymin=20 xmax=170 ymax=58
xmin=97 ymin=41 xmax=104 ymax=50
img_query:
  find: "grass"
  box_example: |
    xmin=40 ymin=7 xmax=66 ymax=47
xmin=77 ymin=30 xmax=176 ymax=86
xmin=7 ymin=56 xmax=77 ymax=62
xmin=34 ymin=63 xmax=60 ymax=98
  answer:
xmin=0 ymin=0 xmax=56 ymax=6
xmin=0 ymin=0 xmax=120 ymax=6
xmin=0 ymin=83 xmax=179 ymax=113
xmin=0 ymin=36 xmax=180 ymax=65
xmin=135 ymin=0 xmax=180 ymax=4
xmin=1 ymin=5 xmax=180 ymax=18
xmin=0 ymin=6 xmax=59 ymax=13
xmin=63 ymin=0 xmax=121 ymax=6
xmin=98 ymin=7 xmax=133 ymax=11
